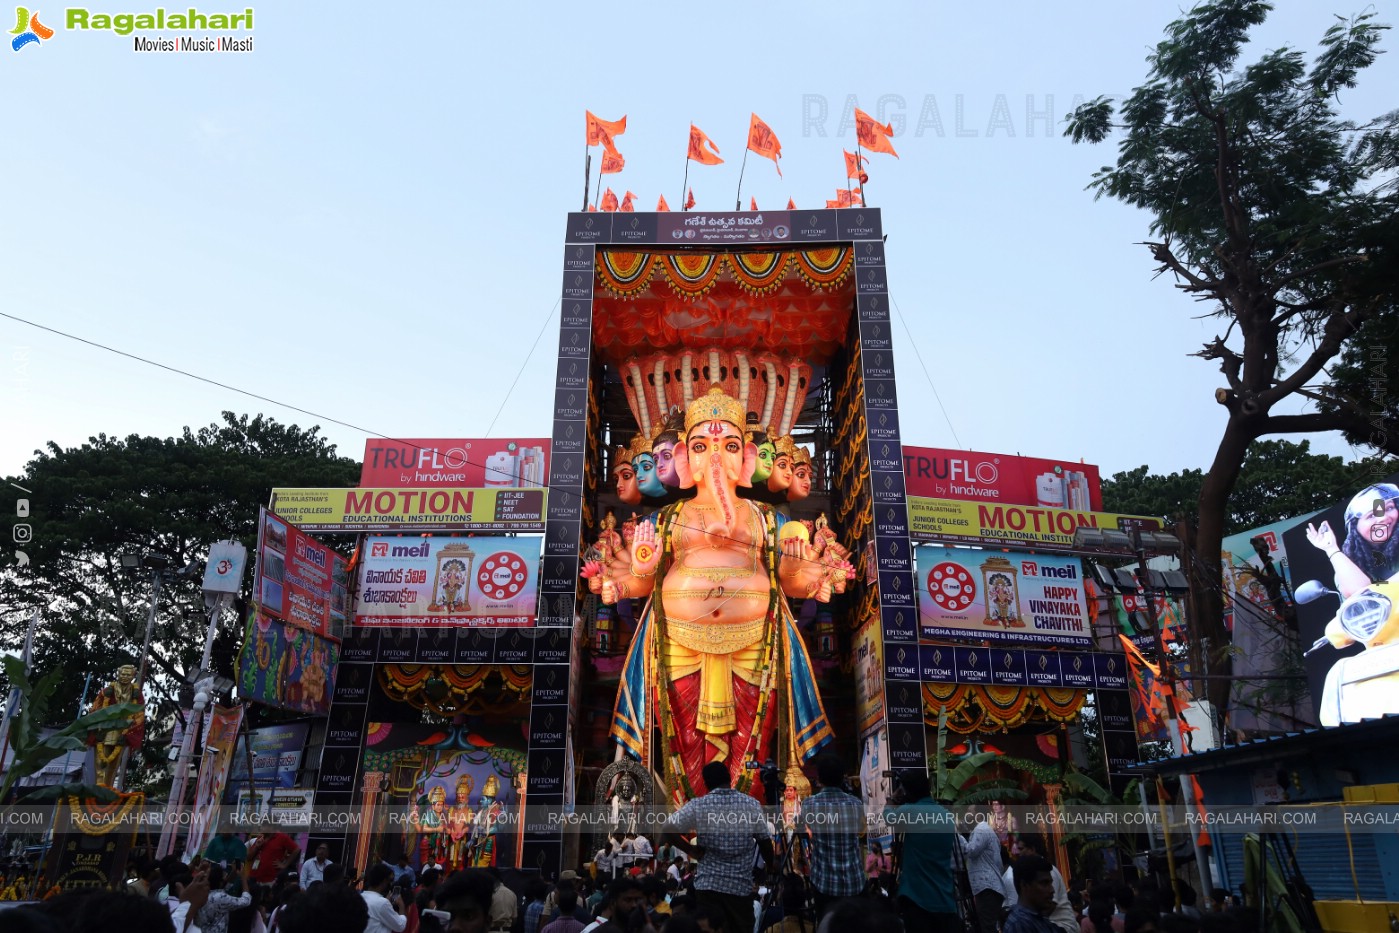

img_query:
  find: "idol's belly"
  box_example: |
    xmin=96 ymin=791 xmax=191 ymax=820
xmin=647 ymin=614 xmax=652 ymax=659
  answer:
xmin=660 ymin=569 xmax=773 ymax=626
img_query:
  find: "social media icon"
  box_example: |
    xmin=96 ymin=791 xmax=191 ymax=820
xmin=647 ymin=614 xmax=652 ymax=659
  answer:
xmin=14 ymin=551 xmax=29 ymax=567
xmin=16 ymin=499 xmax=29 ymax=517
xmin=13 ymin=524 xmax=32 ymax=543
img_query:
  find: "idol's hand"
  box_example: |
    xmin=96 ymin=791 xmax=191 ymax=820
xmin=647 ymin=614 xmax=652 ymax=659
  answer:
xmin=779 ymin=537 xmax=823 ymax=596
xmin=630 ymin=521 xmax=661 ymax=578
xmin=601 ymin=577 xmax=619 ymax=605
xmin=581 ymin=560 xmax=605 ymax=595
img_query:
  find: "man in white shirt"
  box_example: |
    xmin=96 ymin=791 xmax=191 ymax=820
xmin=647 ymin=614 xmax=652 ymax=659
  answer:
xmin=665 ymin=856 xmax=684 ymax=885
xmin=361 ymin=863 xmax=408 ymax=933
xmin=299 ymin=844 xmax=333 ymax=889
xmin=631 ymin=832 xmax=654 ymax=872
xmin=999 ymin=836 xmax=1077 ymax=933
xmin=960 ymin=815 xmax=1005 ymax=933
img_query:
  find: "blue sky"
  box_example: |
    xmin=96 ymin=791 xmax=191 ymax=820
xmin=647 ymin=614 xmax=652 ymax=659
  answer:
xmin=3 ymin=2 xmax=1394 ymax=482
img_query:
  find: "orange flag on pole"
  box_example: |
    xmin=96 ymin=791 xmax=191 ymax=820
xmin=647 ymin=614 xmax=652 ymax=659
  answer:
xmin=599 ymin=147 xmax=625 ymax=175
xmin=749 ymin=196 xmax=758 ymax=211
xmin=657 ymin=195 xmax=671 ymax=212
xmin=854 ymin=107 xmax=899 ymax=158
xmin=586 ymin=111 xmax=627 ymax=149
xmin=684 ymin=188 xmax=696 ymax=210
xmin=831 ymin=189 xmax=863 ymax=208
xmin=746 ymin=113 xmax=783 ymax=177
xmin=600 ymin=188 xmax=619 ymax=212
xmin=786 ymin=197 xmax=796 ymax=209
xmin=844 ymin=149 xmax=870 ymax=183
xmin=620 ymin=191 xmax=637 ymax=212
xmin=687 ymin=125 xmax=724 ymax=165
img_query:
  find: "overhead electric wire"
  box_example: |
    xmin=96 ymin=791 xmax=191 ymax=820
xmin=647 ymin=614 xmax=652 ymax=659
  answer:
xmin=485 ymin=299 xmax=559 ymax=437
xmin=890 ymin=292 xmax=963 ymax=449
xmin=0 ymin=309 xmax=852 ymax=573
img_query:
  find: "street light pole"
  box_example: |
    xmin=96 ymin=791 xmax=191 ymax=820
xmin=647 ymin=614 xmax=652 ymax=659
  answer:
xmin=135 ymin=570 xmax=163 ymax=690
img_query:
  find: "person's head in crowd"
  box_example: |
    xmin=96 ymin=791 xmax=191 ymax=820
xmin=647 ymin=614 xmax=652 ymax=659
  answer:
xmin=1012 ymin=855 xmax=1056 ymax=915
xmin=814 ymin=753 xmax=844 ymax=790
xmin=323 ymin=862 xmax=348 ymax=885
xmin=815 ymin=896 xmax=903 ymax=933
xmin=668 ymin=893 xmax=696 ymax=916
xmin=701 ymin=761 xmax=730 ymax=792
xmin=1124 ymin=907 xmax=1163 ymax=933
xmin=1087 ymin=894 xmax=1116 ymax=933
xmin=1160 ymin=913 xmax=1202 ymax=933
xmin=659 ymin=916 xmax=701 ymax=933
xmin=0 ymin=906 xmax=62 ymax=933
xmin=1115 ymin=883 xmax=1137 ymax=912
xmin=435 ymin=869 xmax=498 ymax=933
xmin=1179 ymin=884 xmax=1198 ymax=910
xmin=690 ymin=906 xmax=724 ymax=933
xmin=526 ymin=879 xmax=549 ymax=903
xmin=279 ymin=879 xmax=369 ymax=933
xmin=364 ymin=863 xmax=395 ymax=894
xmin=896 ymin=769 xmax=930 ymax=802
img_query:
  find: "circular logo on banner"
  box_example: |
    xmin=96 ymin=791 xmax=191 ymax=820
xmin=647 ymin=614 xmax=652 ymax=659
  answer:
xmin=928 ymin=562 xmax=976 ymax=611
xmin=478 ymin=552 xmax=528 ymax=600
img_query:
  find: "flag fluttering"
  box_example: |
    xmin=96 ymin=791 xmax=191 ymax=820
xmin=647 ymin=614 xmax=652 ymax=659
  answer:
xmin=687 ymin=125 xmax=724 ymax=165
xmin=600 ymin=188 xmax=619 ymax=212
xmin=620 ymin=191 xmax=637 ymax=212
xmin=844 ymin=149 xmax=870 ymax=183
xmin=826 ymin=189 xmax=864 ymax=208
xmin=600 ymin=147 xmax=625 ymax=175
xmin=746 ymin=113 xmax=783 ymax=177
xmin=685 ymin=188 xmax=696 ymax=210
xmin=854 ymin=107 xmax=899 ymax=158
xmin=749 ymin=196 xmax=758 ymax=211
xmin=586 ymin=111 xmax=627 ymax=151
xmin=657 ymin=194 xmax=671 ymax=212
xmin=786 ymin=197 xmax=796 ymax=210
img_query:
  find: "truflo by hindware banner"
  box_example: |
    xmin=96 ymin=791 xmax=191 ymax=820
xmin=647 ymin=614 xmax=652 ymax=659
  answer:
xmin=915 ymin=546 xmax=1091 ymax=646
xmin=902 ymin=446 xmax=1103 ymax=511
xmin=355 ymin=536 xmax=540 ymax=628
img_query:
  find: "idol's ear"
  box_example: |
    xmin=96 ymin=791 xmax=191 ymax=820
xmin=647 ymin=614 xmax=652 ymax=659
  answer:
xmin=739 ymin=443 xmax=758 ymax=488
xmin=674 ymin=445 xmax=695 ymax=489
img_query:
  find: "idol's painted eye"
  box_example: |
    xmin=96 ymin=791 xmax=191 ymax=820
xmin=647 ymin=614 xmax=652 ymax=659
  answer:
xmin=726 ymin=441 xmax=741 ymax=453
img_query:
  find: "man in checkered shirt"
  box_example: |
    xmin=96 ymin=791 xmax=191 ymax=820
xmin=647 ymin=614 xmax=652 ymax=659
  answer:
xmin=666 ymin=761 xmax=774 ymax=933
xmin=798 ymin=753 xmax=866 ymax=921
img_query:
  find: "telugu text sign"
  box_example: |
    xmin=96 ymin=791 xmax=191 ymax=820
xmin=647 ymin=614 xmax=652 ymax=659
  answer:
xmin=355 ymin=535 xmax=540 ymax=628
xmin=902 ymin=446 xmax=1102 ymax=511
xmin=270 ymin=487 xmax=547 ymax=532
xmin=360 ymin=438 xmax=550 ymax=488
xmin=907 ymin=497 xmax=1159 ymax=550
xmin=916 ymin=545 xmax=1092 ymax=646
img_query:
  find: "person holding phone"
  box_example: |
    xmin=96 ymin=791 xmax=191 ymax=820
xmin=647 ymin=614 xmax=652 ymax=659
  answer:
xmin=362 ymin=863 xmax=408 ymax=933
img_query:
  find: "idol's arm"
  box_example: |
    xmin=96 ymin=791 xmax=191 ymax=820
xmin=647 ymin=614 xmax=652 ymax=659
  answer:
xmin=778 ymin=538 xmax=830 ymax=602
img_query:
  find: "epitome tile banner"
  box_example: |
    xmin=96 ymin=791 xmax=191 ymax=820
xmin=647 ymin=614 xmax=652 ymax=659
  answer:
xmin=915 ymin=545 xmax=1092 ymax=646
xmin=255 ymin=508 xmax=347 ymax=638
xmin=355 ymin=536 xmax=540 ymax=628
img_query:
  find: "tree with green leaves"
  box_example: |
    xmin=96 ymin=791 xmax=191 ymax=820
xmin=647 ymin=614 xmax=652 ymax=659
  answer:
xmin=0 ymin=413 xmax=359 ymax=790
xmin=1102 ymin=439 xmax=1398 ymax=534
xmin=1066 ymin=1 xmax=1399 ymax=709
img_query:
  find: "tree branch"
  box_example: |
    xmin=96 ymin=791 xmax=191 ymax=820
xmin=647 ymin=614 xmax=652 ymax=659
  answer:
xmin=1258 ymin=306 xmax=1367 ymax=407
xmin=1276 ymin=254 xmax=1365 ymax=286
xmin=1146 ymin=241 xmax=1220 ymax=292
xmin=1193 ymin=337 xmax=1245 ymax=391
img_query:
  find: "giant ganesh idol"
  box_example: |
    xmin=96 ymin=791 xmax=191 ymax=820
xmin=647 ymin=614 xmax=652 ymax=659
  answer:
xmin=586 ymin=386 xmax=834 ymax=803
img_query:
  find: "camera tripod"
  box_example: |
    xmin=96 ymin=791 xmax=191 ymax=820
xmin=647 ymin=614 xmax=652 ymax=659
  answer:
xmin=949 ymin=828 xmax=983 ymax=933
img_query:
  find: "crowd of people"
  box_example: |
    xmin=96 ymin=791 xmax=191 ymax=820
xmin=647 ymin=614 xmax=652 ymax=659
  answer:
xmin=0 ymin=760 xmax=1278 ymax=933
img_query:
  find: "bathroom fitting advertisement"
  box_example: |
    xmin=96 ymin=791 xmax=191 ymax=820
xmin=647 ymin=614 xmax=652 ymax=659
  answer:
xmin=902 ymin=446 xmax=1102 ymax=511
xmin=361 ymin=437 xmax=551 ymax=488
xmin=354 ymin=535 xmax=540 ymax=628
xmin=916 ymin=545 xmax=1092 ymax=645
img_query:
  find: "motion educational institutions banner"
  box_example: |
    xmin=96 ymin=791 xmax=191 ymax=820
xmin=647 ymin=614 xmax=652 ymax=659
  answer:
xmin=915 ymin=545 xmax=1092 ymax=645
xmin=361 ymin=438 xmax=550 ymax=488
xmin=269 ymin=487 xmax=547 ymax=533
xmin=907 ymin=497 xmax=1160 ymax=551
xmin=902 ymin=446 xmax=1103 ymax=511
xmin=255 ymin=508 xmax=348 ymax=638
xmin=355 ymin=536 xmax=540 ymax=627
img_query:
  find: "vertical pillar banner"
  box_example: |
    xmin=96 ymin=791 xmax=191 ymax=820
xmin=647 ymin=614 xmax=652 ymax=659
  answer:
xmin=851 ymin=227 xmax=930 ymax=774
xmin=525 ymin=231 xmax=599 ymax=879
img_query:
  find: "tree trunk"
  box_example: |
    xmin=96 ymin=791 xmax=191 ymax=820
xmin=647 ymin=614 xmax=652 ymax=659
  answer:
xmin=1192 ymin=414 xmax=1259 ymax=713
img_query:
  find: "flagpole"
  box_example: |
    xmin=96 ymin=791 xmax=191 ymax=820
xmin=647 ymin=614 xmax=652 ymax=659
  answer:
xmin=856 ymin=139 xmax=867 ymax=205
xmin=735 ymin=147 xmax=750 ymax=210
xmin=583 ymin=151 xmax=592 ymax=211
xmin=681 ymin=158 xmax=690 ymax=212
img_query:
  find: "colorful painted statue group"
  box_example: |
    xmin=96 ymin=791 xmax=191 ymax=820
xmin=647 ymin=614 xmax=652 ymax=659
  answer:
xmin=584 ymin=386 xmax=854 ymax=804
xmin=409 ymin=773 xmax=504 ymax=870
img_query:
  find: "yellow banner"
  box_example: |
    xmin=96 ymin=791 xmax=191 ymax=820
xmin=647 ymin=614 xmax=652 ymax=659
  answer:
xmin=269 ymin=487 xmax=547 ymax=532
xmin=907 ymin=496 xmax=1158 ymax=550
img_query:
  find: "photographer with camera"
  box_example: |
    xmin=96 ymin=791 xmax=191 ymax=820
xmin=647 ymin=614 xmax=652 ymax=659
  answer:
xmin=666 ymin=761 xmax=775 ymax=933
xmin=885 ymin=769 xmax=958 ymax=933
xmin=798 ymin=753 xmax=865 ymax=922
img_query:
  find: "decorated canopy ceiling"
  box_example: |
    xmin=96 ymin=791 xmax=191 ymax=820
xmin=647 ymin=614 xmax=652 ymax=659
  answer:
xmin=591 ymin=247 xmax=856 ymax=366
